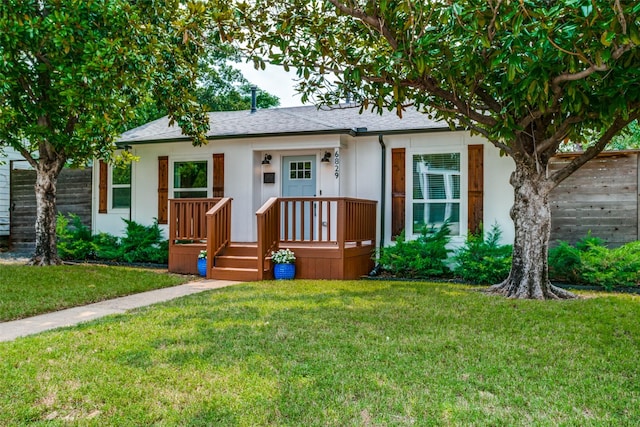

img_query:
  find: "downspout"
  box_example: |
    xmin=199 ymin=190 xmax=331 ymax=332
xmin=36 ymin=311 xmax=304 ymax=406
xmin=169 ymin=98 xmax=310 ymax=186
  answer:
xmin=370 ymin=133 xmax=386 ymax=276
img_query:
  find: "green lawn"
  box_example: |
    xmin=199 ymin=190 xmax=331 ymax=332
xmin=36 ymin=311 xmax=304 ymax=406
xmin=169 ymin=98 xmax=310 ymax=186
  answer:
xmin=0 ymin=264 xmax=191 ymax=321
xmin=0 ymin=280 xmax=639 ymax=426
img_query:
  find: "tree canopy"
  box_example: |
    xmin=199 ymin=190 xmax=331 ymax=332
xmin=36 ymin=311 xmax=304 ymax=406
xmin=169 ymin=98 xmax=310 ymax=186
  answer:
xmin=240 ymin=0 xmax=640 ymax=298
xmin=0 ymin=0 xmax=233 ymax=264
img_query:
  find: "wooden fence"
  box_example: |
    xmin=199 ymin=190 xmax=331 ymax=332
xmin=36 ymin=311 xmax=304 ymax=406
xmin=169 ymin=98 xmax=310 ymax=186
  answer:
xmin=549 ymin=150 xmax=639 ymax=247
xmin=9 ymin=167 xmax=93 ymax=252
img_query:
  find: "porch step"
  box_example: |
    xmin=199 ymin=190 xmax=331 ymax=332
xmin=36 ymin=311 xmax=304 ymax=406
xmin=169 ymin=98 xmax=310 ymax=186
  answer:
xmin=223 ymin=243 xmax=258 ymax=257
xmin=214 ymin=255 xmax=257 ymax=269
xmin=210 ymin=266 xmax=268 ymax=281
xmin=209 ymin=242 xmax=266 ymax=281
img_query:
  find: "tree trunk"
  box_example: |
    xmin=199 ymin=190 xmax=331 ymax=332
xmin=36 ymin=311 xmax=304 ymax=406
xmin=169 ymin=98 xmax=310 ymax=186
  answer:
xmin=30 ymin=161 xmax=63 ymax=266
xmin=487 ymin=164 xmax=577 ymax=299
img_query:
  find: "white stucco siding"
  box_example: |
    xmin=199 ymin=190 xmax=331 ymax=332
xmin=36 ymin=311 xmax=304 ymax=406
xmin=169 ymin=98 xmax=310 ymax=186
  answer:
xmin=348 ymin=131 xmax=515 ymax=247
xmin=93 ymin=134 xmax=347 ymax=242
xmin=92 ymin=130 xmax=515 ymax=246
xmin=480 ymin=137 xmax=516 ymax=245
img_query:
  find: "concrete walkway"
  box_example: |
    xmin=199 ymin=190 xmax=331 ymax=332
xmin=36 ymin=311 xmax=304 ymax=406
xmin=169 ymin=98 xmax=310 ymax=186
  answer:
xmin=0 ymin=279 xmax=240 ymax=342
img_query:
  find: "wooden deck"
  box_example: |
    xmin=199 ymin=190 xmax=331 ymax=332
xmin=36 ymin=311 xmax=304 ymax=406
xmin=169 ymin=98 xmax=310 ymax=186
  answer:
xmin=168 ymin=197 xmax=377 ymax=281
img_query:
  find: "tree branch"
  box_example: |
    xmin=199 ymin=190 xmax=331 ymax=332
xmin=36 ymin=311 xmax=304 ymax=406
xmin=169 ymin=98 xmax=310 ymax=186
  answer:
xmin=327 ymin=0 xmax=399 ymax=50
xmin=548 ymin=111 xmax=640 ymax=185
xmin=535 ymin=115 xmax=584 ymax=155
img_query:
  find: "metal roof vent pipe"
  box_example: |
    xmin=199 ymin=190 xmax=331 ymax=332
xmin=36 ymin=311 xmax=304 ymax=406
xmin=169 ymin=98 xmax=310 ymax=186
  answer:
xmin=250 ymin=85 xmax=258 ymax=114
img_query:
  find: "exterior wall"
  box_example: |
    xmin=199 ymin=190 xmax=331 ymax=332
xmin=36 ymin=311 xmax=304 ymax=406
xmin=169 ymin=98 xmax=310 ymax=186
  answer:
xmin=0 ymin=148 xmax=30 ymax=238
xmin=350 ymin=131 xmax=515 ymax=247
xmin=93 ymin=130 xmax=516 ymax=247
xmin=93 ymin=133 xmax=345 ymax=242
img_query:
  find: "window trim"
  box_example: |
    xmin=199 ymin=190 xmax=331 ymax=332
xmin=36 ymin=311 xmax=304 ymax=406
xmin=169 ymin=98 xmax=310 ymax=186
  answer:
xmin=170 ymin=157 xmax=211 ymax=199
xmin=407 ymin=147 xmax=468 ymax=241
xmin=109 ymin=162 xmax=132 ymax=212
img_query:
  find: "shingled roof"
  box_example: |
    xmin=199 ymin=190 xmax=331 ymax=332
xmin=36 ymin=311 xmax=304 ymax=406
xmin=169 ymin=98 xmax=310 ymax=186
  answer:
xmin=118 ymin=104 xmax=450 ymax=144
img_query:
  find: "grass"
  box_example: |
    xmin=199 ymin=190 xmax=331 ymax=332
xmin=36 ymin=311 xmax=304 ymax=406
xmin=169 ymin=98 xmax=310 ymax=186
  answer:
xmin=0 ymin=264 xmax=191 ymax=321
xmin=0 ymin=280 xmax=639 ymax=425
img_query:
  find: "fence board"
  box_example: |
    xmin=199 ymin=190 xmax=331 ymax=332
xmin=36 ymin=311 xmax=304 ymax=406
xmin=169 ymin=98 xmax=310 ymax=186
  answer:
xmin=10 ymin=168 xmax=92 ymax=252
xmin=549 ymin=152 xmax=638 ymax=246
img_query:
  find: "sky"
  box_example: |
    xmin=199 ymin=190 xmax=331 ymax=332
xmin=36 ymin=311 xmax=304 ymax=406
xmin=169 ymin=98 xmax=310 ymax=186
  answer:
xmin=234 ymin=61 xmax=305 ymax=108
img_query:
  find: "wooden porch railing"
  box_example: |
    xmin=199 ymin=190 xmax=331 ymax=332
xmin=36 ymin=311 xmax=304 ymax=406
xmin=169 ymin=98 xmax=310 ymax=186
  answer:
xmin=206 ymin=197 xmax=233 ymax=276
xmin=277 ymin=197 xmax=377 ymax=245
xmin=256 ymin=197 xmax=280 ymax=280
xmin=169 ymin=198 xmax=221 ymax=243
xmin=257 ymin=197 xmax=377 ymax=277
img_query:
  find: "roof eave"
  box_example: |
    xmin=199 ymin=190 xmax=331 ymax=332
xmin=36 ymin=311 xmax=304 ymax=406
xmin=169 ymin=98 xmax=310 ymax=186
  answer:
xmin=117 ymin=126 xmax=455 ymax=147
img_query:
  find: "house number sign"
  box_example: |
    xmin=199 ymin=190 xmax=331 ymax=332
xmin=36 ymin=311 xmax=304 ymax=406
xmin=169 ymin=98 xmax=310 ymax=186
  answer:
xmin=334 ymin=151 xmax=340 ymax=179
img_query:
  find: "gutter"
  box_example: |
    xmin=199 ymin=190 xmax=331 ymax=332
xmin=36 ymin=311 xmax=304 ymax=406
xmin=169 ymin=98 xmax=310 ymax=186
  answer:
xmin=369 ymin=133 xmax=386 ymax=276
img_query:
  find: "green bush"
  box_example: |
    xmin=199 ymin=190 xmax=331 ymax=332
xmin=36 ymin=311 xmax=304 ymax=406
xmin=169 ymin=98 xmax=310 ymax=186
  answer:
xmin=56 ymin=214 xmax=168 ymax=264
xmin=453 ymin=224 xmax=512 ymax=285
xmin=548 ymin=241 xmax=582 ymax=283
xmin=549 ymin=235 xmax=640 ymax=290
xmin=378 ymin=223 xmax=452 ymax=278
xmin=119 ymin=219 xmax=168 ymax=264
xmin=56 ymin=213 xmax=97 ymax=260
xmin=580 ymin=242 xmax=640 ymax=290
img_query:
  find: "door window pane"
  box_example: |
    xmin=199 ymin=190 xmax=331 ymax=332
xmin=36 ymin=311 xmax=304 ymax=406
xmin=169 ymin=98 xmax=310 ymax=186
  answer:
xmin=289 ymin=161 xmax=312 ymax=180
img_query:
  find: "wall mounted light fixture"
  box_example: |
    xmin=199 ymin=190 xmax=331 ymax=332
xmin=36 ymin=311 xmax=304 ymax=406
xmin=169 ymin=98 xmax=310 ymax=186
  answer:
xmin=321 ymin=151 xmax=332 ymax=163
xmin=262 ymin=154 xmax=272 ymax=165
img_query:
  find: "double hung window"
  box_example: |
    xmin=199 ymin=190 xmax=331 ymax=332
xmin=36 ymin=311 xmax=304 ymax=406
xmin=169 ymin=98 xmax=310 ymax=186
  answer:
xmin=412 ymin=153 xmax=461 ymax=235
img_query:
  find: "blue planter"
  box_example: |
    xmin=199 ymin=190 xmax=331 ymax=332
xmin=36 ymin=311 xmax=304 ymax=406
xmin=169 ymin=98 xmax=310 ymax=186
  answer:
xmin=273 ymin=263 xmax=295 ymax=280
xmin=197 ymin=257 xmax=207 ymax=277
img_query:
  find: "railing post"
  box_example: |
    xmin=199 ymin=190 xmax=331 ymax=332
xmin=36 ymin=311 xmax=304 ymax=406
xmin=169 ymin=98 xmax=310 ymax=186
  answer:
xmin=337 ymin=198 xmax=346 ymax=252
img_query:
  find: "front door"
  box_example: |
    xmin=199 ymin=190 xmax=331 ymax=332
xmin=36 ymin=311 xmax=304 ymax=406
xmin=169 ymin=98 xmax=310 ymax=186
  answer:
xmin=282 ymin=155 xmax=316 ymax=240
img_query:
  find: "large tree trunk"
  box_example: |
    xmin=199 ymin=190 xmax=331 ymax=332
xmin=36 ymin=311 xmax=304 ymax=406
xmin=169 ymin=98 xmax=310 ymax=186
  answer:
xmin=30 ymin=160 xmax=64 ymax=266
xmin=487 ymin=164 xmax=577 ymax=299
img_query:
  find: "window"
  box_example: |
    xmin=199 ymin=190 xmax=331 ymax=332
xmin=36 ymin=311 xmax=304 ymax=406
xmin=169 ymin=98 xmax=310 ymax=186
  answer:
xmin=174 ymin=161 xmax=208 ymax=198
xmin=289 ymin=161 xmax=312 ymax=180
xmin=111 ymin=163 xmax=131 ymax=209
xmin=412 ymin=153 xmax=461 ymax=235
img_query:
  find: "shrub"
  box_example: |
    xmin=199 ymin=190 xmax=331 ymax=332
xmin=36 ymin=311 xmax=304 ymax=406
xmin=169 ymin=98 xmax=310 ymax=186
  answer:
xmin=56 ymin=214 xmax=168 ymax=264
xmin=56 ymin=213 xmax=97 ymax=260
xmin=119 ymin=219 xmax=168 ymax=264
xmin=453 ymin=224 xmax=512 ymax=284
xmin=580 ymin=242 xmax=640 ymax=290
xmin=549 ymin=235 xmax=640 ymax=290
xmin=378 ymin=223 xmax=452 ymax=278
xmin=548 ymin=241 xmax=582 ymax=283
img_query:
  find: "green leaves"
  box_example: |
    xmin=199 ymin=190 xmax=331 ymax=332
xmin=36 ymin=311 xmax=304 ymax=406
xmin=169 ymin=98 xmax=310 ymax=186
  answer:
xmin=0 ymin=0 xmax=228 ymax=164
xmin=241 ymin=0 xmax=640 ymax=154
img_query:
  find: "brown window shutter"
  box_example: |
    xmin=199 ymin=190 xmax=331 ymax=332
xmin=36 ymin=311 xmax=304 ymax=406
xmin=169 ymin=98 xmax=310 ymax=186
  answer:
xmin=212 ymin=153 xmax=224 ymax=197
xmin=158 ymin=156 xmax=169 ymax=224
xmin=391 ymin=148 xmax=406 ymax=239
xmin=98 ymin=160 xmax=108 ymax=213
xmin=468 ymin=145 xmax=484 ymax=235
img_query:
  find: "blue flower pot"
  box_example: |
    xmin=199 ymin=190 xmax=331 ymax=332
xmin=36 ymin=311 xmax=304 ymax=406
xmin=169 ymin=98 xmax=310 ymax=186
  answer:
xmin=273 ymin=263 xmax=295 ymax=280
xmin=197 ymin=257 xmax=207 ymax=277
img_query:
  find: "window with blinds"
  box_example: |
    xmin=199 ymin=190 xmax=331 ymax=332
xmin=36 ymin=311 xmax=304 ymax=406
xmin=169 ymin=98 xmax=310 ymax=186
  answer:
xmin=412 ymin=153 xmax=461 ymax=235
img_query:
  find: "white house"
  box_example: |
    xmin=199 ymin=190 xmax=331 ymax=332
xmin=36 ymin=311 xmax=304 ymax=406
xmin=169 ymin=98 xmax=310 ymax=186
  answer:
xmin=93 ymin=104 xmax=515 ymax=280
xmin=0 ymin=147 xmax=30 ymax=247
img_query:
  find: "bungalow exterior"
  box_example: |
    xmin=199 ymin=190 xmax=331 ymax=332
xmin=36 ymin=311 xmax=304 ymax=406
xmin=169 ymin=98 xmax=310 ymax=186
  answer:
xmin=92 ymin=104 xmax=515 ymax=280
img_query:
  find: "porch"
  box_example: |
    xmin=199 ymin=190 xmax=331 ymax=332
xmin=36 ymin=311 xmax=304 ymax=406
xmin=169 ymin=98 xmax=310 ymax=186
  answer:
xmin=168 ymin=197 xmax=377 ymax=281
